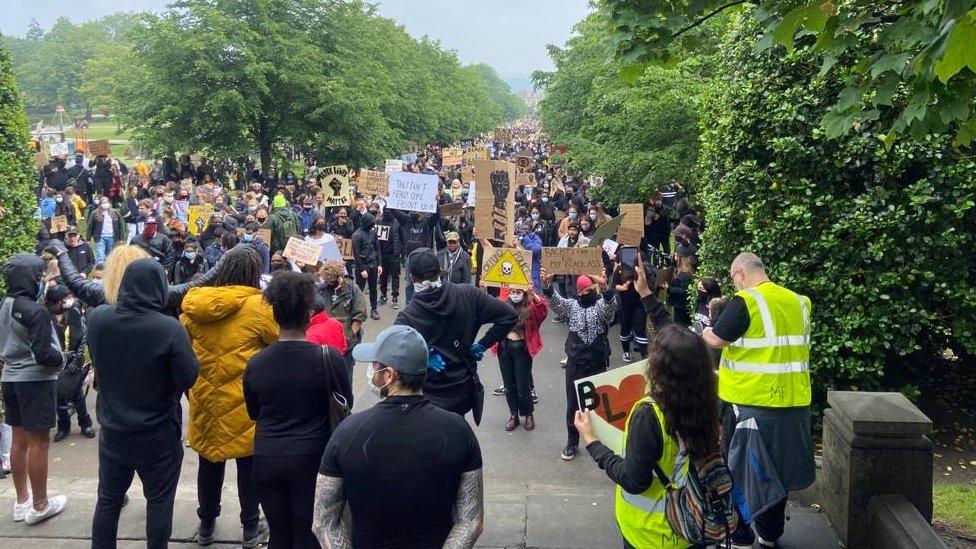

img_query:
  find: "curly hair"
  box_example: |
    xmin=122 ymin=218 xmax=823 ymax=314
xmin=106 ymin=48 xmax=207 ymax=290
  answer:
xmin=317 ymin=260 xmax=346 ymax=283
xmin=263 ymin=271 xmax=317 ymax=330
xmin=647 ymin=325 xmax=721 ymax=461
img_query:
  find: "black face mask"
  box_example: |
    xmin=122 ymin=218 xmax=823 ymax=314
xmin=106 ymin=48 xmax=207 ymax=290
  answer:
xmin=270 ymin=262 xmax=286 ymax=271
xmin=577 ymin=293 xmax=599 ymax=308
xmin=313 ymin=224 xmax=327 ymax=232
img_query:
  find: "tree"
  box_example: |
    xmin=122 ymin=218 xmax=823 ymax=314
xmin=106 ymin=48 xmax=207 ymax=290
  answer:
xmin=696 ymin=13 xmax=976 ymax=400
xmin=466 ymin=64 xmax=527 ymax=122
xmin=601 ymin=0 xmax=976 ymax=146
xmin=0 ymin=35 xmax=40 ymax=294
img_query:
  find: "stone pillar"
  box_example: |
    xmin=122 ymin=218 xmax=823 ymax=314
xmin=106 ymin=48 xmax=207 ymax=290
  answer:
xmin=821 ymin=391 xmax=934 ymax=548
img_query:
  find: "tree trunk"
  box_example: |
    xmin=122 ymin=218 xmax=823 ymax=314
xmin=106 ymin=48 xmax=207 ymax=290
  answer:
xmin=257 ymin=117 xmax=272 ymax=177
xmin=85 ymin=103 xmax=92 ymax=122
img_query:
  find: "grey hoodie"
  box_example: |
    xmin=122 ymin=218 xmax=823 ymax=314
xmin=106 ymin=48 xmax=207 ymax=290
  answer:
xmin=0 ymin=254 xmax=64 ymax=382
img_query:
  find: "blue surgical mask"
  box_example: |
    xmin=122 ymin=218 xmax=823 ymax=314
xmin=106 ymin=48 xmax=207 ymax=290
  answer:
xmin=184 ymin=251 xmax=197 ymax=261
xmin=589 ymin=213 xmax=598 ymax=222
xmin=531 ymin=213 xmax=540 ymax=221
xmin=243 ymin=233 xmax=254 ymax=242
xmin=568 ymin=212 xmax=578 ymax=220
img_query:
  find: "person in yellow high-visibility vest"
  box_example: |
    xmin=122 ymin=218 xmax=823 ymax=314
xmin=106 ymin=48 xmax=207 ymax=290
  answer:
xmin=575 ymin=325 xmax=722 ymax=548
xmin=702 ymin=252 xmax=815 ymax=548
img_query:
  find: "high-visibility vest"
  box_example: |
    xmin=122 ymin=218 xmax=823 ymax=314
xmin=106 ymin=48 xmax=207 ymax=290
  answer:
xmin=719 ymin=281 xmax=812 ymax=407
xmin=615 ymin=397 xmax=688 ymax=549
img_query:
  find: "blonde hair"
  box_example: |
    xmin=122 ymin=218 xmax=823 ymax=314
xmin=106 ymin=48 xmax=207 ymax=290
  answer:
xmin=101 ymin=245 xmax=150 ymax=305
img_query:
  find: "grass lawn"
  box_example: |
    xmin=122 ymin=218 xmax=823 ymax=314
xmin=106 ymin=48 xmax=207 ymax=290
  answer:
xmin=933 ymin=483 xmax=976 ymax=536
xmin=84 ymin=120 xmax=131 ymax=141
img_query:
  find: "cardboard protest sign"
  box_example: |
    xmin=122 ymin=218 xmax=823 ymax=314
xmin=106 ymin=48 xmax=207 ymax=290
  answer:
xmin=50 ymin=215 xmax=69 ymax=233
xmin=461 ymin=165 xmax=475 ymax=184
xmin=481 ymin=246 xmax=531 ymax=289
xmin=402 ymin=152 xmax=419 ymax=165
xmin=515 ymin=172 xmax=537 ymax=187
xmin=385 ymin=159 xmax=404 ymax=173
xmin=319 ymin=166 xmax=351 ymax=207
xmin=618 ymin=203 xmax=644 ymax=245
xmin=337 ymin=237 xmax=354 ymax=260
xmin=515 ymin=154 xmax=532 ymax=169
xmin=474 ymin=160 xmax=516 ymax=245
xmin=463 ymin=147 xmax=490 ymax=165
xmin=442 ymin=147 xmax=463 ymax=166
xmin=358 ymin=170 xmax=389 ymax=197
xmin=495 ymin=127 xmax=513 ymax=144
xmin=49 ymin=141 xmax=69 ymax=157
xmin=541 ymin=247 xmax=603 ymax=276
xmin=35 ymin=150 xmax=48 ymax=168
xmin=387 ymin=172 xmax=439 ymax=213
xmin=282 ymin=237 xmax=323 ymax=266
xmin=439 ymin=202 xmax=463 ymax=218
xmin=375 ymin=224 xmax=391 ymax=242
xmin=187 ymin=204 xmax=214 ymax=236
xmin=258 ymin=228 xmax=272 ymax=243
xmin=89 ymin=140 xmax=110 ymax=157
xmin=575 ymin=361 xmax=648 ymax=454
xmin=587 ymin=214 xmax=625 ymax=247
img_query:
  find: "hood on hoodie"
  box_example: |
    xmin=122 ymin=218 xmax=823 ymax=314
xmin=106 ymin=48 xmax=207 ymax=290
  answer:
xmin=181 ymin=285 xmax=261 ymax=323
xmin=359 ymin=212 xmax=375 ymax=232
xmin=2 ymin=254 xmax=45 ymax=300
xmin=116 ymin=258 xmax=168 ymax=314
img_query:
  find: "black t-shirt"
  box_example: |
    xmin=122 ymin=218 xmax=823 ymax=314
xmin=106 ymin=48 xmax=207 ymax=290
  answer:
xmin=319 ymin=395 xmax=482 ymax=549
xmin=243 ymin=341 xmax=352 ymax=457
xmin=712 ymin=295 xmax=750 ymax=342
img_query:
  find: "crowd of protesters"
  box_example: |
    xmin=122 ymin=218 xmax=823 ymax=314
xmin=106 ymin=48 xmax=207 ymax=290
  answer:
xmin=0 ymin=121 xmax=813 ymax=548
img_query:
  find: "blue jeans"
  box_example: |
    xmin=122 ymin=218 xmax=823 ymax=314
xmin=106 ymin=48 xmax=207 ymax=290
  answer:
xmin=95 ymin=236 xmax=115 ymax=264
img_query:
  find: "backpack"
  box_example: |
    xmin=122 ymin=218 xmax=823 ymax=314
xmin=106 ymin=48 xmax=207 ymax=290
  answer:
xmin=654 ymin=451 xmax=739 ymax=546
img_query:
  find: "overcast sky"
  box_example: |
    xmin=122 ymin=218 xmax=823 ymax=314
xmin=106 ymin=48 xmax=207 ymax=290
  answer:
xmin=3 ymin=0 xmax=592 ymax=85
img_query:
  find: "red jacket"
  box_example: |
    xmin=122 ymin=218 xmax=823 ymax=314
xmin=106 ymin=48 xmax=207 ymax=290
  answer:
xmin=306 ymin=311 xmax=347 ymax=354
xmin=492 ymin=288 xmax=549 ymax=358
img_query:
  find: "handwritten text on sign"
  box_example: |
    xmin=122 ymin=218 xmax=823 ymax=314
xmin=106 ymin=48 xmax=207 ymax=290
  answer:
xmin=387 ymin=172 xmax=439 ymax=213
xmin=541 ymin=247 xmax=604 ymax=276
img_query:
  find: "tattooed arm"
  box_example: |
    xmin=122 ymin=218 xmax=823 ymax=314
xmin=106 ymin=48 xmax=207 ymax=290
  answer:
xmin=312 ymin=474 xmax=351 ymax=549
xmin=442 ymin=469 xmax=485 ymax=549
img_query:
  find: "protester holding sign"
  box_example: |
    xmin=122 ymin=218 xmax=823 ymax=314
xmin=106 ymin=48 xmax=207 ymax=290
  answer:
xmin=540 ymin=267 xmax=616 ymax=461
xmin=490 ymin=287 xmax=548 ymax=432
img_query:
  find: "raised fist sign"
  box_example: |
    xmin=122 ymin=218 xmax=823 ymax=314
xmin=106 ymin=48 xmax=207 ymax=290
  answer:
xmin=328 ymin=176 xmax=342 ymax=196
xmin=490 ymin=169 xmax=511 ymax=241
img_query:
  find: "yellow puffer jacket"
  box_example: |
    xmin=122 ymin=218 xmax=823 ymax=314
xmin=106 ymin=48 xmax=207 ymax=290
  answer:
xmin=181 ymin=285 xmax=278 ymax=462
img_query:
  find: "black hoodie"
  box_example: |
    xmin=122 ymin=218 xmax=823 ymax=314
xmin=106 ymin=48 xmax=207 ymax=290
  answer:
xmin=87 ymin=258 xmax=199 ymax=441
xmin=352 ymin=212 xmax=381 ymax=270
xmin=395 ymin=282 xmax=516 ymax=413
xmin=0 ymin=254 xmax=64 ymax=382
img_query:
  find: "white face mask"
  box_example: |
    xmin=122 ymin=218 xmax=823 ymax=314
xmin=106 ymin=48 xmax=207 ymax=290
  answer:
xmin=63 ymin=298 xmax=76 ymax=309
xmin=100 ymin=202 xmax=110 ymax=210
xmin=509 ymin=292 xmax=524 ymax=304
xmin=366 ymin=363 xmax=391 ymax=398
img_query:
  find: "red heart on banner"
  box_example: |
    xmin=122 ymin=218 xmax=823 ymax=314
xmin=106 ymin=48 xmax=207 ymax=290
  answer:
xmin=593 ymin=374 xmax=646 ymax=431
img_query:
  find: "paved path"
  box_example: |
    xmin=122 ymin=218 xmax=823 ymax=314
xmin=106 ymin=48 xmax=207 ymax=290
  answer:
xmin=0 ymin=285 xmax=841 ymax=548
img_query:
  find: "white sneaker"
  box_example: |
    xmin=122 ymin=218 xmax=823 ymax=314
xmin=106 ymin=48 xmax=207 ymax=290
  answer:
xmin=13 ymin=498 xmax=32 ymax=522
xmin=559 ymin=357 xmax=568 ymax=366
xmin=24 ymin=495 xmax=67 ymax=525
xmin=757 ymin=535 xmax=776 ymax=548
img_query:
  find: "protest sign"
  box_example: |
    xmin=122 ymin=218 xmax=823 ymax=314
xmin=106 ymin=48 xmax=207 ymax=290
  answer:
xmin=319 ymin=165 xmax=351 ymax=207
xmin=49 ymin=141 xmax=69 ymax=157
xmin=258 ymin=228 xmax=271 ymax=243
xmin=482 ymin=246 xmax=531 ymax=289
xmin=187 ymin=204 xmax=214 ymax=236
xmin=439 ymin=202 xmax=463 ymax=218
xmin=375 ymin=224 xmax=391 ymax=242
xmin=385 ymin=159 xmax=404 ymax=173
xmin=515 ymin=154 xmax=532 ymax=169
xmin=463 ymin=146 xmax=490 ymax=165
xmin=587 ymin=214 xmax=625 ymax=247
xmin=602 ymin=239 xmax=619 ymax=258
xmin=337 ymin=237 xmax=354 ymax=260
xmin=401 ymin=152 xmax=418 ymax=165
xmin=50 ymin=215 xmax=69 ymax=233
xmin=387 ymin=172 xmax=439 ymax=213
xmin=282 ymin=237 xmax=323 ymax=266
xmin=358 ymin=170 xmax=389 ymax=197
xmin=461 ymin=165 xmax=475 ymax=184
xmin=618 ymin=203 xmax=644 ymax=245
xmin=35 ymin=150 xmax=48 ymax=168
xmin=474 ymin=160 xmax=516 ymax=245
xmin=442 ymin=147 xmax=463 ymax=166
xmin=575 ymin=361 xmax=648 ymax=453
xmin=495 ymin=127 xmax=513 ymax=144
xmin=541 ymin=247 xmax=603 ymax=276
xmin=89 ymin=140 xmax=110 ymax=157
xmin=515 ymin=172 xmax=536 ymax=187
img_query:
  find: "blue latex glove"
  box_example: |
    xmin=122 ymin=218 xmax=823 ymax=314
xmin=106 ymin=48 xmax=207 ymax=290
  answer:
xmin=470 ymin=342 xmax=487 ymax=361
xmin=427 ymin=349 xmax=446 ymax=373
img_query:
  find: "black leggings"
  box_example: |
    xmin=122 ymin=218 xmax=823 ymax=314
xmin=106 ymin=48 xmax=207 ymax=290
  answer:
xmin=379 ymin=258 xmax=400 ymax=299
xmin=618 ymin=302 xmax=648 ymax=355
xmin=498 ymin=340 xmax=534 ymax=417
xmin=356 ymin=264 xmax=379 ymax=309
xmin=253 ymin=454 xmax=321 ymax=549
xmin=565 ymin=358 xmax=607 ymax=448
xmin=197 ymin=455 xmax=260 ymax=529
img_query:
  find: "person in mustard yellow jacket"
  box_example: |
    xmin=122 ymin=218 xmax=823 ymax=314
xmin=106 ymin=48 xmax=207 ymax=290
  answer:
xmin=181 ymin=247 xmax=278 ymax=547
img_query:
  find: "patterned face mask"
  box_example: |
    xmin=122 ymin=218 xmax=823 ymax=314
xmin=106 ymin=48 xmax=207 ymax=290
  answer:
xmin=414 ymin=279 xmax=442 ymax=294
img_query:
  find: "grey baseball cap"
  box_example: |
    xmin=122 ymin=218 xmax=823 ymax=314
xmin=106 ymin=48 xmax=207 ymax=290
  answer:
xmin=352 ymin=325 xmax=429 ymax=375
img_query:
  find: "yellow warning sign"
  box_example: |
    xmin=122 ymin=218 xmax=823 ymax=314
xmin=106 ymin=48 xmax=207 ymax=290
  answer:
xmin=482 ymin=247 xmax=532 ymax=289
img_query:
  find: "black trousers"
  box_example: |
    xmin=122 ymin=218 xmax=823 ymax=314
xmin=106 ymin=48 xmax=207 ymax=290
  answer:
xmin=92 ymin=433 xmax=183 ymax=549
xmin=197 ymin=455 xmax=260 ymax=529
xmin=618 ymin=302 xmax=648 ymax=355
xmin=356 ymin=264 xmax=379 ymax=309
xmin=379 ymin=258 xmax=400 ymax=300
xmin=253 ymin=454 xmax=321 ymax=549
xmin=565 ymin=358 xmax=607 ymax=448
xmin=56 ymin=386 xmax=92 ymax=432
xmin=498 ymin=340 xmax=534 ymax=417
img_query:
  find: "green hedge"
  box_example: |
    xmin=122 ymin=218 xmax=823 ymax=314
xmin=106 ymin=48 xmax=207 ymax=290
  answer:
xmin=0 ymin=35 xmax=39 ymax=295
xmin=697 ymin=15 xmax=976 ymax=401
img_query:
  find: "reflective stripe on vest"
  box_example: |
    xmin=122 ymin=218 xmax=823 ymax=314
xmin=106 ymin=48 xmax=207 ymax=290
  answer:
xmin=719 ymin=282 xmax=812 ymax=407
xmin=614 ymin=397 xmax=688 ymax=548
